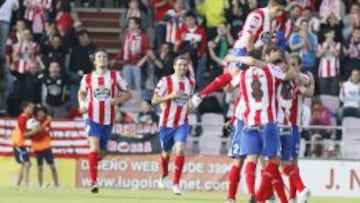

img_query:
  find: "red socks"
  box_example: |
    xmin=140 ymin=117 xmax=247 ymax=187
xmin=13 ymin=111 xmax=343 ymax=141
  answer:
xmin=173 ymin=155 xmax=185 ymax=185
xmin=199 ymin=73 xmax=233 ymax=97
xmin=245 ymin=161 xmax=257 ymax=195
xmin=284 ymin=165 xmax=305 ymax=192
xmin=227 ymin=165 xmax=241 ymax=200
xmin=255 ymin=162 xmax=278 ymax=201
xmin=289 ymin=180 xmax=297 ymax=200
xmin=161 ymin=155 xmax=170 ymax=178
xmin=88 ymin=152 xmax=98 ymax=185
xmin=272 ymin=169 xmax=288 ymax=203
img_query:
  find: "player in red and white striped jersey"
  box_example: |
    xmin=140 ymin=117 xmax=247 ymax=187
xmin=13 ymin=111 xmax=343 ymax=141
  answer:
xmin=317 ymin=28 xmax=341 ymax=95
xmin=152 ymin=55 xmax=195 ymax=195
xmin=280 ymin=55 xmax=314 ymax=203
xmin=78 ymin=49 xmax=132 ymax=193
xmin=191 ymin=0 xmax=287 ymax=107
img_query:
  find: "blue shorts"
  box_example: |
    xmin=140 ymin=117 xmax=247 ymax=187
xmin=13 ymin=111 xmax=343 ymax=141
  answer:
xmin=230 ymin=47 xmax=247 ymax=69
xmin=85 ymin=119 xmax=113 ymax=150
xmin=35 ymin=148 xmax=55 ymax=166
xmin=14 ymin=147 xmax=30 ymax=164
xmin=159 ymin=124 xmax=190 ymax=152
xmin=292 ymin=125 xmax=300 ymax=157
xmin=278 ymin=127 xmax=293 ymax=161
xmin=228 ymin=119 xmax=245 ymax=158
xmin=240 ymin=123 xmax=280 ymax=158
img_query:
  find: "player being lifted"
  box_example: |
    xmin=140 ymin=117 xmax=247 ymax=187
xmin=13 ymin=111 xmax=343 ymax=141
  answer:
xmin=192 ymin=0 xmax=287 ymax=107
xmin=78 ymin=49 xmax=132 ymax=193
xmin=152 ymin=55 xmax=195 ymax=195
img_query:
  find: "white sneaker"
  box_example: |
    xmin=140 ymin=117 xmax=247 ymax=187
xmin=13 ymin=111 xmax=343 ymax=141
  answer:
xmin=172 ymin=184 xmax=182 ymax=195
xmin=297 ymin=187 xmax=311 ymax=203
xmin=158 ymin=176 xmax=167 ymax=189
xmin=289 ymin=199 xmax=296 ymax=203
xmin=191 ymin=94 xmax=203 ymax=108
xmin=226 ymin=199 xmax=236 ymax=203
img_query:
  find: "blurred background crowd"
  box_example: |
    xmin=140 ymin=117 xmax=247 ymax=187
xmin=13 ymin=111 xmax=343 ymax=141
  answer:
xmin=0 ymin=0 xmax=359 ymax=158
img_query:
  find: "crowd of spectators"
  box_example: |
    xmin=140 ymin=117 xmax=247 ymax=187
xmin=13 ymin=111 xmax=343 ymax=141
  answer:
xmin=0 ymin=0 xmax=360 ymax=157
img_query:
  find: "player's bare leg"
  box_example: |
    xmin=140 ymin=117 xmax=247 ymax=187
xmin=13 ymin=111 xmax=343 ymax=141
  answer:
xmin=37 ymin=165 xmax=44 ymax=187
xmin=172 ymin=142 xmax=185 ymax=195
xmin=88 ymin=136 xmax=100 ymax=193
xmin=159 ymin=151 xmax=171 ymax=189
xmin=244 ymin=155 xmax=259 ymax=203
xmin=23 ymin=162 xmax=31 ymax=188
xmin=15 ymin=164 xmax=24 ymax=189
xmin=49 ymin=164 xmax=60 ymax=187
xmin=227 ymin=157 xmax=244 ymax=203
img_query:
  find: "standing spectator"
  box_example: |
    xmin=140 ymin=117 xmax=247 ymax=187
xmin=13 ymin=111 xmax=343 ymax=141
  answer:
xmin=336 ymin=69 xmax=360 ymax=142
xmin=69 ymin=29 xmax=96 ymax=109
xmin=319 ymin=0 xmax=346 ymax=20
xmin=319 ymin=12 xmax=343 ymax=43
xmin=175 ymin=11 xmax=206 ymax=88
xmin=152 ymin=0 xmax=174 ymax=48
xmin=39 ymin=20 xmax=57 ymax=51
xmin=120 ymin=0 xmax=150 ymax=34
xmin=296 ymin=6 xmax=321 ymax=34
xmin=56 ymin=1 xmax=73 ymax=36
xmin=137 ymin=100 xmax=159 ymax=124
xmin=146 ymin=42 xmax=175 ymax=82
xmin=317 ymin=28 xmax=341 ymax=96
xmin=342 ymin=3 xmax=360 ymax=41
xmin=225 ymin=0 xmax=248 ymax=39
xmin=289 ymin=20 xmax=318 ymax=74
xmin=5 ymin=20 xmax=26 ymax=68
xmin=283 ymin=4 xmax=301 ymax=41
xmin=122 ymin=17 xmax=150 ymax=91
xmin=39 ymin=61 xmax=68 ymax=118
xmin=0 ymin=0 xmax=19 ymax=60
xmin=23 ymin=0 xmax=52 ymax=43
xmin=41 ymin=34 xmax=67 ymax=69
xmin=163 ymin=0 xmax=187 ymax=45
xmin=195 ymin=0 xmax=229 ymax=40
xmin=344 ymin=26 xmax=360 ymax=79
xmin=12 ymin=29 xmax=39 ymax=74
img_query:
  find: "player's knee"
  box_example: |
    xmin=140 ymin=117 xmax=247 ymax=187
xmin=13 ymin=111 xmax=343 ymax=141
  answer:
xmin=232 ymin=158 xmax=244 ymax=167
xmin=24 ymin=162 xmax=31 ymax=169
xmin=246 ymin=154 xmax=258 ymax=162
xmin=49 ymin=164 xmax=57 ymax=171
xmin=38 ymin=166 xmax=44 ymax=172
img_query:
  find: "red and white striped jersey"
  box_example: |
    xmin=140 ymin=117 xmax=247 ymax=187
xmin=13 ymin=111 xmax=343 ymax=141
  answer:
xmin=276 ymin=81 xmax=297 ymax=126
xmin=154 ymin=75 xmax=195 ymax=128
xmin=79 ymin=70 xmax=129 ymax=125
xmin=13 ymin=41 xmax=38 ymax=74
xmin=318 ymin=42 xmax=341 ymax=78
xmin=239 ymin=65 xmax=286 ymax=127
xmin=290 ymin=72 xmax=311 ymax=126
xmin=234 ymin=7 xmax=278 ymax=50
xmin=24 ymin=0 xmax=52 ymax=21
xmin=230 ymin=71 xmax=244 ymax=120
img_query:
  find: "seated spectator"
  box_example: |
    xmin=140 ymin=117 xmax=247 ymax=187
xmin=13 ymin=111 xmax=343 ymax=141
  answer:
xmin=39 ymin=61 xmax=68 ymax=118
xmin=336 ymin=69 xmax=360 ymax=142
xmin=310 ymin=96 xmax=335 ymax=157
xmin=289 ymin=19 xmax=318 ymax=74
xmin=5 ymin=20 xmax=26 ymax=68
xmin=39 ymin=20 xmax=58 ymax=51
xmin=317 ymin=28 xmax=341 ymax=96
xmin=342 ymin=3 xmax=360 ymax=41
xmin=319 ymin=0 xmax=346 ymax=20
xmin=283 ymin=4 xmax=301 ymax=41
xmin=137 ymin=100 xmax=159 ymax=124
xmin=152 ymin=0 xmax=174 ymax=48
xmin=115 ymin=107 xmax=135 ymax=124
xmin=295 ymin=6 xmax=320 ymax=34
xmin=41 ymin=34 xmax=67 ymax=69
xmin=146 ymin=42 xmax=175 ymax=81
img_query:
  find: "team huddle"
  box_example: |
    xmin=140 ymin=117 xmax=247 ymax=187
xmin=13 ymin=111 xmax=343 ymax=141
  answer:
xmin=10 ymin=0 xmax=313 ymax=202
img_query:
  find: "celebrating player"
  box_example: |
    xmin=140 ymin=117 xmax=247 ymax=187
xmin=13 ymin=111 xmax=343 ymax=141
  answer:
xmin=152 ymin=55 xmax=195 ymax=195
xmin=192 ymin=0 xmax=287 ymax=107
xmin=31 ymin=106 xmax=59 ymax=188
xmin=11 ymin=101 xmax=41 ymax=189
xmin=78 ymin=49 xmax=132 ymax=193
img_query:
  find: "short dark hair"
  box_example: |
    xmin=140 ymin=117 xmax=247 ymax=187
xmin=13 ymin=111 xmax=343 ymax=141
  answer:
xmin=174 ymin=55 xmax=189 ymax=64
xmin=93 ymin=49 xmax=108 ymax=62
xmin=35 ymin=106 xmax=48 ymax=115
xmin=304 ymin=6 xmax=312 ymax=11
xmin=77 ymin=29 xmax=89 ymax=37
xmin=290 ymin=54 xmax=302 ymax=65
xmin=247 ymin=49 xmax=262 ymax=60
xmin=323 ymin=27 xmax=335 ymax=35
xmin=269 ymin=0 xmax=287 ymax=7
xmin=128 ymin=17 xmax=141 ymax=27
xmin=185 ymin=11 xmax=197 ymax=19
xmin=21 ymin=101 xmax=33 ymax=110
xmin=265 ymin=46 xmax=281 ymax=55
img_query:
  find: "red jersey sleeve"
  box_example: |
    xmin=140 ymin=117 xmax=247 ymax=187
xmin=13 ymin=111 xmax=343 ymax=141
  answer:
xmin=17 ymin=116 xmax=27 ymax=133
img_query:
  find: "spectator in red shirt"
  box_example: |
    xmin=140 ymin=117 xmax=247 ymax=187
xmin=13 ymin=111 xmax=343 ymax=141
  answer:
xmin=121 ymin=17 xmax=150 ymax=91
xmin=152 ymin=0 xmax=174 ymax=48
xmin=175 ymin=11 xmax=206 ymax=87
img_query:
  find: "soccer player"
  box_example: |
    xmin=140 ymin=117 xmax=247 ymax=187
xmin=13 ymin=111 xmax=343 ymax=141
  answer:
xmin=11 ymin=101 xmax=41 ymax=188
xmin=78 ymin=49 xmax=132 ymax=193
xmin=152 ymin=55 xmax=195 ymax=195
xmin=192 ymin=0 xmax=287 ymax=107
xmin=281 ymin=55 xmax=313 ymax=203
xmin=31 ymin=106 xmax=59 ymax=188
